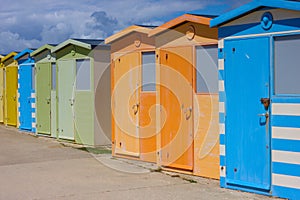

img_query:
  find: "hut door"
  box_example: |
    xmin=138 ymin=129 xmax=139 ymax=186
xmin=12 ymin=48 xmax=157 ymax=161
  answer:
xmin=19 ymin=64 xmax=33 ymax=130
xmin=160 ymin=48 xmax=194 ymax=170
xmin=58 ymin=60 xmax=75 ymax=140
xmin=114 ymin=52 xmax=140 ymax=157
xmin=225 ymin=37 xmax=270 ymax=190
xmin=36 ymin=63 xmax=51 ymax=135
xmin=5 ymin=66 xmax=17 ymax=126
xmin=74 ymin=59 xmax=93 ymax=145
xmin=0 ymin=68 xmax=4 ymax=123
xmin=51 ymin=63 xmax=57 ymax=138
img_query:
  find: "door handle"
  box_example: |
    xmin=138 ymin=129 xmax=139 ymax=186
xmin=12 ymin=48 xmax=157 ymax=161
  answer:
xmin=132 ymin=103 xmax=139 ymax=115
xmin=258 ymin=112 xmax=269 ymax=118
xmin=69 ymin=98 xmax=75 ymax=106
xmin=185 ymin=107 xmax=192 ymax=120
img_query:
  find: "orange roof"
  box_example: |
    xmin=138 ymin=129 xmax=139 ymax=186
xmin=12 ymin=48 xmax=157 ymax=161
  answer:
xmin=105 ymin=25 xmax=154 ymax=44
xmin=148 ymin=14 xmax=213 ymax=37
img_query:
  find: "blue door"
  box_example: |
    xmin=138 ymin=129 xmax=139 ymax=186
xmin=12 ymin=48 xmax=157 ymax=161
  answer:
xmin=225 ymin=37 xmax=270 ymax=190
xmin=19 ymin=64 xmax=33 ymax=130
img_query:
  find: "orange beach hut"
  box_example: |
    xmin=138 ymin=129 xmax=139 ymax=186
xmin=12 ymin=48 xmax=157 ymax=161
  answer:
xmin=105 ymin=25 xmax=157 ymax=163
xmin=149 ymin=14 xmax=219 ymax=179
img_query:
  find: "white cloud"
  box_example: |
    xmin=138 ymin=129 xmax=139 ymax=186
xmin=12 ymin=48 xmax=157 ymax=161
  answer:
xmin=0 ymin=31 xmax=42 ymax=54
xmin=0 ymin=0 xmax=251 ymax=54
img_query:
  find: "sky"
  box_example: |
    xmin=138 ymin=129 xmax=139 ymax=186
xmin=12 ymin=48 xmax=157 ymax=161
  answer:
xmin=0 ymin=0 xmax=251 ymax=55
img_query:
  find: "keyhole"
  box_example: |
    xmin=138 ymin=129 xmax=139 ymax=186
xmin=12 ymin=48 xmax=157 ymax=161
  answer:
xmin=232 ymin=48 xmax=236 ymax=52
xmin=234 ymin=168 xmax=237 ymax=172
xmin=165 ymin=54 xmax=168 ymax=60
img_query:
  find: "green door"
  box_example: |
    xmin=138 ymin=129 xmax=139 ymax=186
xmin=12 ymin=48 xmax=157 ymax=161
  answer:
xmin=57 ymin=60 xmax=75 ymax=140
xmin=51 ymin=63 xmax=57 ymax=138
xmin=74 ymin=59 xmax=93 ymax=145
xmin=36 ymin=62 xmax=51 ymax=135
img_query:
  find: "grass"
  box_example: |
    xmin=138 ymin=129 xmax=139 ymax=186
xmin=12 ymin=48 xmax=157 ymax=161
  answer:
xmin=77 ymin=147 xmax=112 ymax=154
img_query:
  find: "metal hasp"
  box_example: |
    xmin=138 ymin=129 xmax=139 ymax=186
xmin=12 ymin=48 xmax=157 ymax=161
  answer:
xmin=211 ymin=0 xmax=300 ymax=199
xmin=14 ymin=49 xmax=36 ymax=132
xmin=51 ymin=39 xmax=111 ymax=146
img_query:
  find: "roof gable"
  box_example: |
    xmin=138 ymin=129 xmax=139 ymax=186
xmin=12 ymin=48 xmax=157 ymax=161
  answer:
xmin=105 ymin=25 xmax=155 ymax=44
xmin=149 ymin=14 xmax=213 ymax=37
xmin=211 ymin=0 xmax=300 ymax=27
xmin=31 ymin=44 xmax=55 ymax=57
xmin=2 ymin=52 xmax=18 ymax=62
xmin=51 ymin=38 xmax=105 ymax=53
xmin=14 ymin=48 xmax=34 ymax=60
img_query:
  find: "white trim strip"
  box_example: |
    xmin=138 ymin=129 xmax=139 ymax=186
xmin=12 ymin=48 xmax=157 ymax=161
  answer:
xmin=31 ymin=103 xmax=36 ymax=108
xmin=31 ymin=93 xmax=36 ymax=98
xmin=32 ymin=122 xmax=36 ymax=128
xmin=225 ymin=30 xmax=300 ymax=40
xmin=218 ymin=59 xmax=224 ymax=70
xmin=220 ymin=166 xmax=226 ymax=177
xmin=273 ymin=150 xmax=300 ymax=165
xmin=219 ymin=80 xmax=224 ymax=92
xmin=219 ymin=123 xmax=225 ymax=135
xmin=219 ymin=102 xmax=225 ymax=113
xmin=220 ymin=144 xmax=225 ymax=156
xmin=272 ymin=103 xmax=300 ymax=116
xmin=272 ymin=126 xmax=300 ymax=140
xmin=32 ymin=112 xmax=36 ymax=118
xmin=218 ymin=39 xmax=224 ymax=49
xmin=272 ymin=173 xmax=300 ymax=189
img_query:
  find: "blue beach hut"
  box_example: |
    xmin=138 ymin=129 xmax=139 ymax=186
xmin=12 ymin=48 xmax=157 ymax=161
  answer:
xmin=14 ymin=49 xmax=36 ymax=132
xmin=211 ymin=0 xmax=300 ymax=199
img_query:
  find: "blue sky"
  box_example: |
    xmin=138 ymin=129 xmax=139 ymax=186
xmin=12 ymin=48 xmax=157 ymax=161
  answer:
xmin=0 ymin=0 xmax=251 ymax=54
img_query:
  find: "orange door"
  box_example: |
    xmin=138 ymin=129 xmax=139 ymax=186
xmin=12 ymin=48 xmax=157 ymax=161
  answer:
xmin=160 ymin=47 xmax=194 ymax=170
xmin=139 ymin=51 xmax=156 ymax=162
xmin=113 ymin=52 xmax=140 ymax=157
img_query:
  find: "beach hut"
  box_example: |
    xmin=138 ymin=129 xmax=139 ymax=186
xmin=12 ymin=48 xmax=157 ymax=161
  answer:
xmin=210 ymin=0 xmax=300 ymax=199
xmin=149 ymin=14 xmax=219 ymax=178
xmin=51 ymin=39 xmax=111 ymax=146
xmin=14 ymin=49 xmax=35 ymax=132
xmin=31 ymin=44 xmax=57 ymax=137
xmin=1 ymin=52 xmax=18 ymax=127
xmin=0 ymin=55 xmax=4 ymax=123
xmin=105 ymin=25 xmax=157 ymax=163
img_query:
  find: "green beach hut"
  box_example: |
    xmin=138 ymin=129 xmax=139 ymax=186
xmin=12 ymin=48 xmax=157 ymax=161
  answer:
xmin=51 ymin=39 xmax=111 ymax=146
xmin=31 ymin=44 xmax=57 ymax=137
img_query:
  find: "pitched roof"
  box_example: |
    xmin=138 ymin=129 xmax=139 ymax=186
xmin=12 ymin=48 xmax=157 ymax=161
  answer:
xmin=1 ymin=52 xmax=18 ymax=62
xmin=210 ymin=0 xmax=300 ymax=27
xmin=51 ymin=38 xmax=106 ymax=53
xmin=14 ymin=48 xmax=34 ymax=60
xmin=148 ymin=14 xmax=214 ymax=37
xmin=30 ymin=44 xmax=56 ymax=57
xmin=105 ymin=25 xmax=154 ymax=44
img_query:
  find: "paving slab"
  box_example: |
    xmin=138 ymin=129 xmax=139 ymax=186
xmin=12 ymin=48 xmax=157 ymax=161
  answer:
xmin=0 ymin=126 xmax=283 ymax=200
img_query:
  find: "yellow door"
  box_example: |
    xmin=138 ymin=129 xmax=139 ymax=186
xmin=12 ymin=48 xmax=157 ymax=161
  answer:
xmin=5 ymin=66 xmax=17 ymax=126
xmin=113 ymin=52 xmax=140 ymax=157
xmin=160 ymin=47 xmax=194 ymax=170
xmin=0 ymin=67 xmax=4 ymax=123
